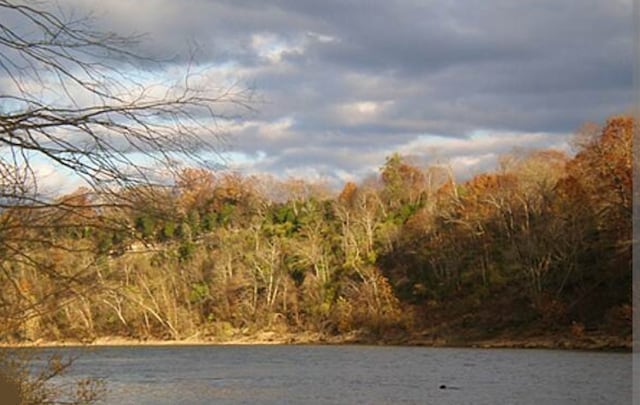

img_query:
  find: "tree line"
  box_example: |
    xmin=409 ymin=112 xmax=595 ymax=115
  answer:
xmin=0 ymin=115 xmax=632 ymax=344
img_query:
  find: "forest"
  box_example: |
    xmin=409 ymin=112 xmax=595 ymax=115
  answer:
xmin=0 ymin=114 xmax=632 ymax=349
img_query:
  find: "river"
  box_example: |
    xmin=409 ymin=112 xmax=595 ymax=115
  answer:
xmin=23 ymin=345 xmax=631 ymax=404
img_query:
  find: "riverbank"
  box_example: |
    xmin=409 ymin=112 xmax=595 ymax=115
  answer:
xmin=0 ymin=329 xmax=630 ymax=351
xmin=0 ymin=331 xmax=344 ymax=348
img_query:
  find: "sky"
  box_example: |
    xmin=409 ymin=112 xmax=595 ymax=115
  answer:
xmin=4 ymin=0 xmax=636 ymax=191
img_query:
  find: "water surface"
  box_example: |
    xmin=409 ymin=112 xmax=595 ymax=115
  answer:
xmin=25 ymin=345 xmax=631 ymax=404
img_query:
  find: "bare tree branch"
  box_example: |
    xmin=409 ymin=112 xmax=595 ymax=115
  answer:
xmin=0 ymin=0 xmax=253 ymax=331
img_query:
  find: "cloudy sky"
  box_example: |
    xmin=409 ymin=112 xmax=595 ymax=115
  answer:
xmin=11 ymin=0 xmax=638 ymax=188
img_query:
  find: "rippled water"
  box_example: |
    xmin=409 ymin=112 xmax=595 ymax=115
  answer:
xmin=23 ymin=345 xmax=631 ymax=404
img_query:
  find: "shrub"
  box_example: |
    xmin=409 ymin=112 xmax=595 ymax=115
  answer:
xmin=0 ymin=350 xmax=104 ymax=405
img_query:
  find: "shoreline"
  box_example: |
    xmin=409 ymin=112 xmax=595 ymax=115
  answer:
xmin=1 ymin=331 xmax=631 ymax=352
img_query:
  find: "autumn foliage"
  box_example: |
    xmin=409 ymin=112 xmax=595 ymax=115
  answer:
xmin=0 ymin=115 xmax=632 ymax=345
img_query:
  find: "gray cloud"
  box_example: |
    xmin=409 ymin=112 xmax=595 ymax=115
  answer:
xmin=3 ymin=0 xmax=632 ymax=187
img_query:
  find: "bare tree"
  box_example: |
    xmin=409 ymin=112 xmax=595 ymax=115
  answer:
xmin=0 ymin=0 xmax=251 ymax=334
xmin=0 ymin=0 xmax=251 ymax=194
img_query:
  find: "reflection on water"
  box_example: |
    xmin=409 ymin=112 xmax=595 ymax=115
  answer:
xmin=22 ymin=345 xmax=631 ymax=405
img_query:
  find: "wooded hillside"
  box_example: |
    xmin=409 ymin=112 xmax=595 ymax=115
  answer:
xmin=0 ymin=115 xmax=632 ymax=348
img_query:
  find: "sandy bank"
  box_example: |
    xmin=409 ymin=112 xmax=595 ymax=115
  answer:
xmin=0 ymin=330 xmax=630 ymax=351
xmin=0 ymin=331 xmax=356 ymax=348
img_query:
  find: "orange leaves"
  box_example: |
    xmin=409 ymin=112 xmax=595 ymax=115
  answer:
xmin=568 ymin=115 xmax=632 ymax=187
xmin=452 ymin=173 xmax=518 ymax=222
xmin=466 ymin=173 xmax=518 ymax=195
xmin=381 ymin=154 xmax=424 ymax=185
xmin=379 ymin=153 xmax=427 ymax=209
xmin=175 ymin=169 xmax=258 ymax=216
xmin=176 ymin=168 xmax=216 ymax=214
xmin=564 ymin=115 xmax=633 ymax=231
xmin=338 ymin=182 xmax=358 ymax=207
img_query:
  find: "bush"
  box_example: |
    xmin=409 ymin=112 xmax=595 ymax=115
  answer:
xmin=0 ymin=350 xmax=104 ymax=405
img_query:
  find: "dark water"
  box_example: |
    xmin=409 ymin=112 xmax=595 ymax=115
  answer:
xmin=23 ymin=345 xmax=631 ymax=404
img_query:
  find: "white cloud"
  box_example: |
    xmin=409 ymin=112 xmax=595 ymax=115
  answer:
xmin=258 ymin=117 xmax=296 ymax=140
xmin=399 ymin=131 xmax=571 ymax=157
xmin=30 ymin=161 xmax=84 ymax=196
xmin=251 ymin=33 xmax=304 ymax=64
xmin=305 ymin=31 xmax=338 ymax=44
